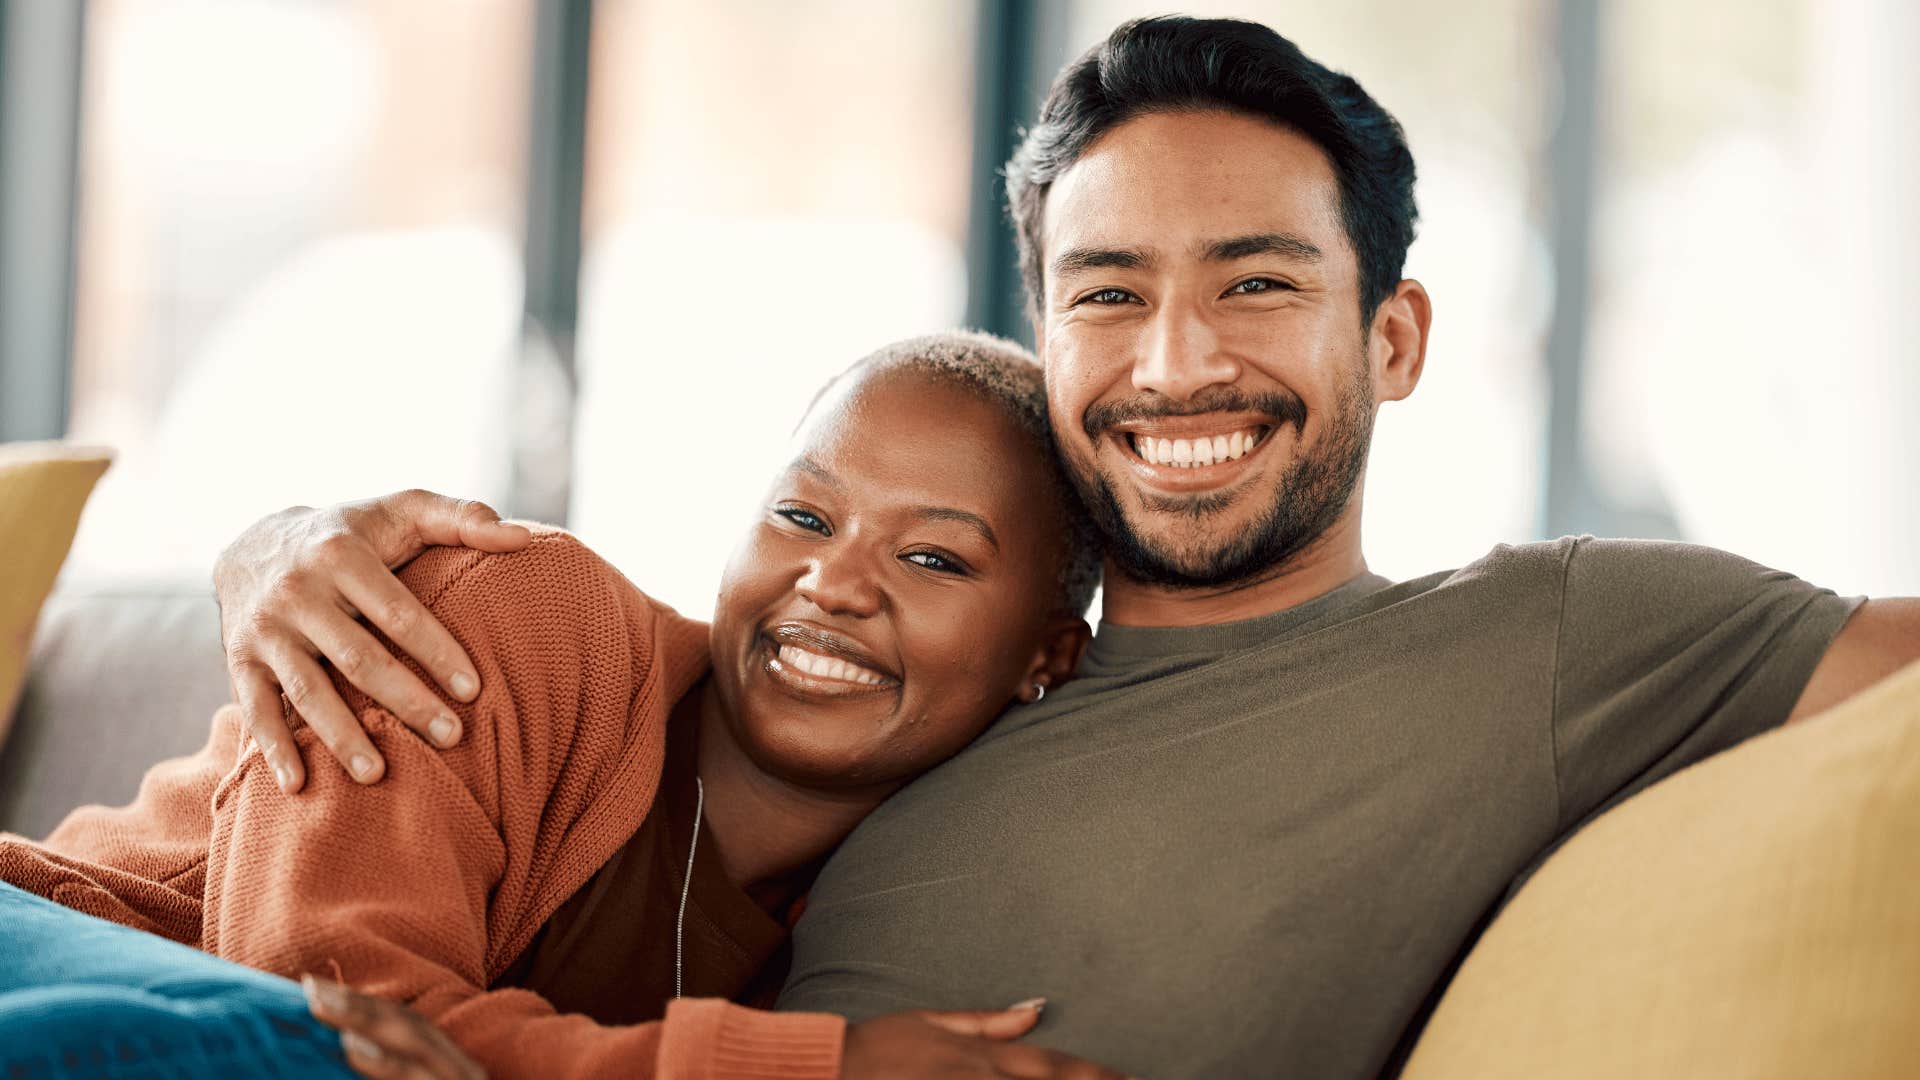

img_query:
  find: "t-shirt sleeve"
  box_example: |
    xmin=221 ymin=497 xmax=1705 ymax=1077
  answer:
xmin=1550 ymin=536 xmax=1861 ymax=833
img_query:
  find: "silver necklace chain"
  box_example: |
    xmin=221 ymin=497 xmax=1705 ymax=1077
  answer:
xmin=674 ymin=776 xmax=704 ymax=999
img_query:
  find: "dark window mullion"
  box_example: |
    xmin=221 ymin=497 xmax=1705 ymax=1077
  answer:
xmin=0 ymin=0 xmax=87 ymax=443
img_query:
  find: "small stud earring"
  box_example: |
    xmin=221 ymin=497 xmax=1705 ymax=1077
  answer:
xmin=1031 ymin=683 xmax=1046 ymax=703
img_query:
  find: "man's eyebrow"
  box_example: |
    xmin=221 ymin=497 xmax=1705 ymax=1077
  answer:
xmin=913 ymin=507 xmax=1000 ymax=552
xmin=789 ymin=455 xmax=843 ymax=490
xmin=1050 ymin=245 xmax=1155 ymax=277
xmin=1200 ymin=232 xmax=1324 ymax=263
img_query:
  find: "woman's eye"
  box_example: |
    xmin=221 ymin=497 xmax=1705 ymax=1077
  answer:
xmin=903 ymin=551 xmax=967 ymax=575
xmin=1228 ymin=277 xmax=1291 ymax=296
xmin=1081 ymin=287 xmax=1137 ymax=306
xmin=774 ymin=508 xmax=830 ymax=535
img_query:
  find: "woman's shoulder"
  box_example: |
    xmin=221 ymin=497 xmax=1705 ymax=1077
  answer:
xmin=395 ymin=525 xmax=618 ymax=603
xmin=390 ymin=525 xmax=708 ymax=703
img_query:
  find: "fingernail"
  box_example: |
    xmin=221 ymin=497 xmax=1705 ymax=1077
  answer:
xmin=450 ymin=672 xmax=477 ymax=700
xmin=430 ymin=715 xmax=458 ymax=746
xmin=275 ymin=765 xmax=295 ymax=792
xmin=341 ymin=1030 xmax=383 ymax=1061
xmin=350 ymin=754 xmax=378 ymax=781
xmin=1009 ymin=997 xmax=1047 ymax=1013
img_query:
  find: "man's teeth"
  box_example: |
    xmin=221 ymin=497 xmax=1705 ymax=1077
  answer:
xmin=777 ymin=644 xmax=888 ymax=686
xmin=1131 ymin=428 xmax=1264 ymax=468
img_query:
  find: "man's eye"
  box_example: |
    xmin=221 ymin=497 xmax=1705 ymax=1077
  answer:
xmin=903 ymin=551 xmax=966 ymax=575
xmin=775 ymin=508 xmax=830 ymax=535
xmin=1081 ymin=288 xmax=1137 ymax=306
xmin=1228 ymin=277 xmax=1291 ymax=295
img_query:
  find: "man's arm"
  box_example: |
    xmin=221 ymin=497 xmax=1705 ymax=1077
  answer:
xmin=212 ymin=490 xmax=532 ymax=793
xmin=1787 ymin=598 xmax=1920 ymax=723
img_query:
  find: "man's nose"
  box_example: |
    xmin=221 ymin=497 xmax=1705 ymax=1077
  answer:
xmin=795 ymin=547 xmax=884 ymax=619
xmin=1132 ymin=297 xmax=1242 ymax=402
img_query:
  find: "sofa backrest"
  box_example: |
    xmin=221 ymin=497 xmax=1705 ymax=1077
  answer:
xmin=0 ymin=583 xmax=230 ymax=839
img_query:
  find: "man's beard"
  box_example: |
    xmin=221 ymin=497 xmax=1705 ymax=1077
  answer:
xmin=1068 ymin=363 xmax=1375 ymax=590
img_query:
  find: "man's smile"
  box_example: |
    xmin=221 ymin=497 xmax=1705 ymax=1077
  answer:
xmin=1103 ymin=416 xmax=1284 ymax=494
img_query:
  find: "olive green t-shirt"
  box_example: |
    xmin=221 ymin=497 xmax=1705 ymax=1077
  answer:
xmin=777 ymin=538 xmax=1860 ymax=1079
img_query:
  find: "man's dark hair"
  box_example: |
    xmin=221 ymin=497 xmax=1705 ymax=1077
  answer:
xmin=1006 ymin=15 xmax=1418 ymax=326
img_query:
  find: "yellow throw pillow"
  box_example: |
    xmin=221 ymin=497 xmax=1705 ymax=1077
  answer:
xmin=1403 ymin=658 xmax=1920 ymax=1080
xmin=0 ymin=442 xmax=112 ymax=752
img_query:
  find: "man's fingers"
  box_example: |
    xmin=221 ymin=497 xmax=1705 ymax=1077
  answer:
xmin=332 ymin=546 xmax=482 ymax=706
xmin=386 ymin=489 xmax=531 ymax=555
xmin=304 ymin=597 xmax=464 ymax=747
xmin=266 ymin=644 xmax=385 ymax=783
xmin=917 ymin=1001 xmax=1045 ymax=1040
xmin=232 ymin=663 xmax=305 ymax=794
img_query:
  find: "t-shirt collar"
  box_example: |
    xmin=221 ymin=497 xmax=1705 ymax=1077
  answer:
xmin=1088 ymin=570 xmax=1393 ymax=661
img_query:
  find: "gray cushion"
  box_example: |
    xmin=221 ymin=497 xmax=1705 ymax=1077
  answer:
xmin=0 ymin=583 xmax=230 ymax=839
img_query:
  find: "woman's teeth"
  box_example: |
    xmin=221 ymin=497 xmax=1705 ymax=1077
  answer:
xmin=777 ymin=644 xmax=888 ymax=686
xmin=1130 ymin=428 xmax=1264 ymax=468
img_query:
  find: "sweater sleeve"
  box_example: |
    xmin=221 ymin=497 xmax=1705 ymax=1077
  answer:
xmin=0 ymin=701 xmax=249 ymax=946
xmin=197 ymin=530 xmax=844 ymax=1080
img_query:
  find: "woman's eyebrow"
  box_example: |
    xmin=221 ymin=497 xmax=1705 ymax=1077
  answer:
xmin=911 ymin=506 xmax=999 ymax=552
xmin=788 ymin=455 xmax=844 ymax=490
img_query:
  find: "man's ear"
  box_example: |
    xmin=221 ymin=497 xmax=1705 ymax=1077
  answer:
xmin=1018 ymin=615 xmax=1094 ymax=703
xmin=1369 ymin=278 xmax=1432 ymax=404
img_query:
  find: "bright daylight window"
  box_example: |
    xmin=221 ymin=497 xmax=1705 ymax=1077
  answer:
xmin=1583 ymin=0 xmax=1920 ymax=597
xmin=64 ymin=0 xmax=533 ymax=581
xmin=569 ymin=1 xmax=979 ymax=618
xmin=49 ymin=0 xmax=1918 ymax=604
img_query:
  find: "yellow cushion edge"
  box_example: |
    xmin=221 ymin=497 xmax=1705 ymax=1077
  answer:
xmin=1403 ymin=658 xmax=1920 ymax=1080
xmin=0 ymin=444 xmax=114 ymax=746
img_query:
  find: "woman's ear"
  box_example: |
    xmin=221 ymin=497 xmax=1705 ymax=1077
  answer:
xmin=1018 ymin=615 xmax=1093 ymax=703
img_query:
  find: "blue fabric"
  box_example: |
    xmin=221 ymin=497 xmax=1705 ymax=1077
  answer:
xmin=0 ymin=881 xmax=354 ymax=1078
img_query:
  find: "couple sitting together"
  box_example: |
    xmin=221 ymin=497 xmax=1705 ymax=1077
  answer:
xmin=4 ymin=14 xmax=1916 ymax=1080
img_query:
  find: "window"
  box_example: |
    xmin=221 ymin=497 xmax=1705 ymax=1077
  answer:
xmin=63 ymin=0 xmax=533 ymax=580
xmin=1585 ymin=0 xmax=1920 ymax=595
xmin=569 ymin=1 xmax=979 ymax=617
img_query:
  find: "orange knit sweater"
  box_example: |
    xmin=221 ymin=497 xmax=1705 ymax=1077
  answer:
xmin=0 ymin=529 xmax=845 ymax=1079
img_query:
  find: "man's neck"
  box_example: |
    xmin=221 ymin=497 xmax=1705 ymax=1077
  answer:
xmin=1099 ymin=510 xmax=1371 ymax=628
xmin=691 ymin=680 xmax=894 ymax=906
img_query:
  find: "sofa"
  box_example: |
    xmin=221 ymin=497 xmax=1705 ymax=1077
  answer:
xmin=0 ymin=583 xmax=230 ymax=840
xmin=4 ymin=581 xmax=1916 ymax=1078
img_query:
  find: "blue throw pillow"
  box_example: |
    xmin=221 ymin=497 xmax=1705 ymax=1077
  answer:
xmin=0 ymin=881 xmax=354 ymax=1078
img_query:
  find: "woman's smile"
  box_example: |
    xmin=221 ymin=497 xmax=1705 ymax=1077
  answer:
xmin=758 ymin=622 xmax=901 ymax=701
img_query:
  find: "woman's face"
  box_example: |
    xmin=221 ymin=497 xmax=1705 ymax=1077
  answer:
xmin=709 ymin=369 xmax=1088 ymax=791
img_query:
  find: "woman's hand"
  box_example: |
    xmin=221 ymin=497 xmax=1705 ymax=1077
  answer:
xmin=842 ymin=1002 xmax=1136 ymax=1079
xmin=213 ymin=489 xmax=531 ymax=793
xmin=304 ymin=975 xmax=485 ymax=1080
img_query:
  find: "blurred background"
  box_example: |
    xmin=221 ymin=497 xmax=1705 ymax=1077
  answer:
xmin=1 ymin=0 xmax=1914 ymax=621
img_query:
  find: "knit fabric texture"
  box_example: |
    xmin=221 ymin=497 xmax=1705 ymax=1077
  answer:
xmin=0 ymin=528 xmax=846 ymax=1079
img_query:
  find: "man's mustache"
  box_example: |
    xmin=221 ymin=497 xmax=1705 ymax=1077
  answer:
xmin=1081 ymin=388 xmax=1309 ymax=440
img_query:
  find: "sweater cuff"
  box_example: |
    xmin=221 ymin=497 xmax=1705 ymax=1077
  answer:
xmin=659 ymin=998 xmax=845 ymax=1080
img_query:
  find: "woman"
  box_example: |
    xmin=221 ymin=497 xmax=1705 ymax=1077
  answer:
xmin=0 ymin=332 xmax=1123 ymax=1079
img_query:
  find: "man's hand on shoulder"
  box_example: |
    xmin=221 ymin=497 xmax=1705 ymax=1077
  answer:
xmin=1789 ymin=597 xmax=1920 ymax=723
xmin=213 ymin=489 xmax=533 ymax=793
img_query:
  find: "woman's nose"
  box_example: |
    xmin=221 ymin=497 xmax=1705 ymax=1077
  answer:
xmin=795 ymin=552 xmax=884 ymax=618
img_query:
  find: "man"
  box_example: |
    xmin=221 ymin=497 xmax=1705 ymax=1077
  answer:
xmin=211 ymin=16 xmax=1918 ymax=1078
